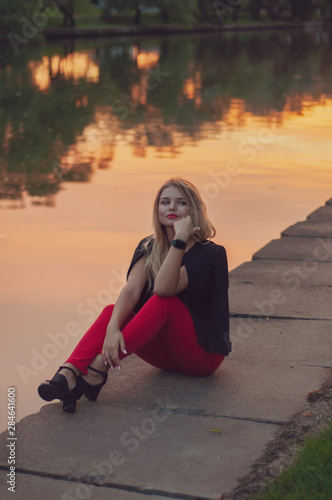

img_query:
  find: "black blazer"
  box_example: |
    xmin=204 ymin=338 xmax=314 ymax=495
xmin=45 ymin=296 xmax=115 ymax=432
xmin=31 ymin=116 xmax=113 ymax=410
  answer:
xmin=126 ymin=237 xmax=231 ymax=356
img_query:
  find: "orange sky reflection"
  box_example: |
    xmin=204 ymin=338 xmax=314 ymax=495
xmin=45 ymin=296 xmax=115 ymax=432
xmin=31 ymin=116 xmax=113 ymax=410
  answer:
xmin=1 ymin=49 xmax=332 ymax=430
xmin=29 ymin=52 xmax=100 ymax=91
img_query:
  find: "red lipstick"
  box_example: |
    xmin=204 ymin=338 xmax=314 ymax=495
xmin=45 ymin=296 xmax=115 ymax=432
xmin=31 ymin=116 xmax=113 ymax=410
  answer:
xmin=167 ymin=214 xmax=178 ymax=219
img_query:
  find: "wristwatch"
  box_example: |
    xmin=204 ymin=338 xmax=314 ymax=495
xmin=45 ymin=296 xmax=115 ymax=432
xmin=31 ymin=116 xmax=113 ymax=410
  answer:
xmin=171 ymin=239 xmax=187 ymax=250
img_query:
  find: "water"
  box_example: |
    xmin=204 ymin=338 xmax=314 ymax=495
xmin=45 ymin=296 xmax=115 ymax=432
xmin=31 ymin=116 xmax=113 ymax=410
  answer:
xmin=1 ymin=28 xmax=332 ymax=429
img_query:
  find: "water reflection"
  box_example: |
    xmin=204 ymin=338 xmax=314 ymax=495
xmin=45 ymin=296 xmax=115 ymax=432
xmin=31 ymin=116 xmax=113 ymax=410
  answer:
xmin=0 ymin=28 xmax=331 ymax=208
xmin=29 ymin=51 xmax=100 ymax=92
xmin=1 ymin=29 xmax=332 ymax=429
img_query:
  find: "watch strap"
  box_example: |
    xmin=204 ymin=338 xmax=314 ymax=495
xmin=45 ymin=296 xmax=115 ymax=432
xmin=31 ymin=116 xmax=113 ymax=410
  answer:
xmin=171 ymin=239 xmax=187 ymax=250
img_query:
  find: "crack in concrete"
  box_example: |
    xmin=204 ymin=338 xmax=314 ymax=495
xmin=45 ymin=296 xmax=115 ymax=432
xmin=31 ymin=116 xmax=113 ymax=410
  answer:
xmin=253 ymin=256 xmax=332 ymax=262
xmin=281 ymin=234 xmax=332 ymax=238
xmin=149 ymin=408 xmax=283 ymax=426
xmin=0 ymin=466 xmax=213 ymax=499
xmin=302 ymin=364 xmax=331 ymax=369
xmin=230 ymin=313 xmax=332 ymax=321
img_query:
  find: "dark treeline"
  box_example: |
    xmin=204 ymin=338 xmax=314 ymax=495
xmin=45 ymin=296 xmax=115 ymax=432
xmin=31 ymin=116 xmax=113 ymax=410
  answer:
xmin=1 ymin=0 xmax=332 ymax=40
xmin=105 ymin=0 xmax=332 ymax=25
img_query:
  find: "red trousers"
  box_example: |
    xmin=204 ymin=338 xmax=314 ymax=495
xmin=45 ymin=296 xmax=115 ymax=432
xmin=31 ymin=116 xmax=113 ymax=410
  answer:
xmin=66 ymin=295 xmax=224 ymax=377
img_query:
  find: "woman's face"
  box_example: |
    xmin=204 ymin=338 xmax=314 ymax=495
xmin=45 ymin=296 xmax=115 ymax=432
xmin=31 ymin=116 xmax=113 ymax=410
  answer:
xmin=158 ymin=185 xmax=190 ymax=228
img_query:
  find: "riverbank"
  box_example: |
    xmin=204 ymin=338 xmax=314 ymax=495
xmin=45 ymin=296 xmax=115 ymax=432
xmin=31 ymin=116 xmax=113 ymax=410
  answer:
xmin=0 ymin=197 xmax=331 ymax=499
xmin=43 ymin=20 xmax=328 ymax=39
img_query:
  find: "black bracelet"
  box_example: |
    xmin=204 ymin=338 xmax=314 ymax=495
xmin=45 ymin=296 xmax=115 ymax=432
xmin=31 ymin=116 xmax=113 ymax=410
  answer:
xmin=171 ymin=239 xmax=187 ymax=250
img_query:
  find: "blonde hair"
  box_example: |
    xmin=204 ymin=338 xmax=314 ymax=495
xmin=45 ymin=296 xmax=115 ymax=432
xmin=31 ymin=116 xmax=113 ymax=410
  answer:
xmin=143 ymin=178 xmax=216 ymax=286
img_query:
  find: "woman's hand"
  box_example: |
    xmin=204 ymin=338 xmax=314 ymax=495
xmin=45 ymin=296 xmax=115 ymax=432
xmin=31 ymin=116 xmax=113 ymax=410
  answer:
xmin=174 ymin=215 xmax=200 ymax=243
xmin=102 ymin=325 xmax=127 ymax=369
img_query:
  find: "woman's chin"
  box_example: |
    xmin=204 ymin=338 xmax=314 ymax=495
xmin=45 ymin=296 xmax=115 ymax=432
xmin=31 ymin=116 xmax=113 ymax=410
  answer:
xmin=161 ymin=219 xmax=175 ymax=227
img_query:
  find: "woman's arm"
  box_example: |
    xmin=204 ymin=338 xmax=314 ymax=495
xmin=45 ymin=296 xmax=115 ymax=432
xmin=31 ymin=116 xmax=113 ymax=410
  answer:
xmin=153 ymin=246 xmax=188 ymax=296
xmin=154 ymin=216 xmax=199 ymax=296
xmin=102 ymin=256 xmax=147 ymax=368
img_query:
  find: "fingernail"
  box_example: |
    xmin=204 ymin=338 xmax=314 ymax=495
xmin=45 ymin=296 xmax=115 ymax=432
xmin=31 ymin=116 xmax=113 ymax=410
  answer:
xmin=104 ymin=361 xmax=108 ymax=365
xmin=117 ymin=366 xmax=121 ymax=370
xmin=110 ymin=366 xmax=114 ymax=370
xmin=123 ymin=349 xmax=127 ymax=354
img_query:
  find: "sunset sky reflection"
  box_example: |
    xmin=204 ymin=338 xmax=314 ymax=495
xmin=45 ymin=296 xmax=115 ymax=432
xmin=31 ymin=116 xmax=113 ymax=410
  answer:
xmin=1 ymin=30 xmax=331 ymax=428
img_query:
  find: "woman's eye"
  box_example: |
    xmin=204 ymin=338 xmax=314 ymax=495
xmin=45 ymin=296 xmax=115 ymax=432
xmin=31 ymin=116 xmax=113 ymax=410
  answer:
xmin=160 ymin=200 xmax=186 ymax=206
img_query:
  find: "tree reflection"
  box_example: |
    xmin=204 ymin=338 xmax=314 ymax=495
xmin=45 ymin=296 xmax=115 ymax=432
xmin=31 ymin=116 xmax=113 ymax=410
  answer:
xmin=0 ymin=28 xmax=331 ymax=207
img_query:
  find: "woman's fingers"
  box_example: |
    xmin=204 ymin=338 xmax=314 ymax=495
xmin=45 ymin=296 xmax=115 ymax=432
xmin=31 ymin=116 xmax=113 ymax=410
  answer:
xmin=110 ymin=352 xmax=121 ymax=369
xmin=175 ymin=217 xmax=200 ymax=241
xmin=105 ymin=345 xmax=121 ymax=369
xmin=120 ymin=337 xmax=127 ymax=356
xmin=103 ymin=329 xmax=126 ymax=370
xmin=102 ymin=349 xmax=112 ymax=368
xmin=102 ymin=341 xmax=116 ymax=368
xmin=174 ymin=216 xmax=193 ymax=239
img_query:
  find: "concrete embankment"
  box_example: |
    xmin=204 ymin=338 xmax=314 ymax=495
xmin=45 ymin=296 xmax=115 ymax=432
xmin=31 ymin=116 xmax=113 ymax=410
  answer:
xmin=1 ymin=198 xmax=331 ymax=499
xmin=43 ymin=21 xmax=326 ymax=39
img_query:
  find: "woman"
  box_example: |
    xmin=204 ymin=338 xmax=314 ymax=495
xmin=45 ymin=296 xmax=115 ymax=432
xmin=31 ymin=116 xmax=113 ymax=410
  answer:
xmin=38 ymin=178 xmax=231 ymax=413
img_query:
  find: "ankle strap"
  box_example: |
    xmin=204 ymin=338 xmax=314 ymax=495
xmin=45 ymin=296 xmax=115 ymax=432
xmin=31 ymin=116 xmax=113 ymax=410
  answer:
xmin=88 ymin=365 xmax=107 ymax=376
xmin=59 ymin=366 xmax=78 ymax=379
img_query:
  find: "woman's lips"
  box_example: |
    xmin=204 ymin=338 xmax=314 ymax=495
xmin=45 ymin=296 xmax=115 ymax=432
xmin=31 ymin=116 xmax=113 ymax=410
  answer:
xmin=167 ymin=214 xmax=179 ymax=219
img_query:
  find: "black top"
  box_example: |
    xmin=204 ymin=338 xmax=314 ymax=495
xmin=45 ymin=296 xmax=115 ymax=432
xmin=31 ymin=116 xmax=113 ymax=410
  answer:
xmin=126 ymin=236 xmax=231 ymax=356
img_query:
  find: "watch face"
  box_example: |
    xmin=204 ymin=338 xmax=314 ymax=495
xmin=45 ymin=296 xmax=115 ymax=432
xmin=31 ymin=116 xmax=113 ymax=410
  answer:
xmin=172 ymin=239 xmax=186 ymax=249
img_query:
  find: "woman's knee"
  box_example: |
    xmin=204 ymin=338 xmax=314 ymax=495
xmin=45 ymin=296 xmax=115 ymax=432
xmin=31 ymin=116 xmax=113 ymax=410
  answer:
xmin=148 ymin=294 xmax=180 ymax=310
xmin=101 ymin=304 xmax=114 ymax=317
xmin=149 ymin=294 xmax=173 ymax=304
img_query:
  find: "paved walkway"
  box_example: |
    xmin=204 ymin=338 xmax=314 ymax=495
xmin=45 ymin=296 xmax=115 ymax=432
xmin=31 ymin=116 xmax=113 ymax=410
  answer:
xmin=1 ymin=198 xmax=331 ymax=500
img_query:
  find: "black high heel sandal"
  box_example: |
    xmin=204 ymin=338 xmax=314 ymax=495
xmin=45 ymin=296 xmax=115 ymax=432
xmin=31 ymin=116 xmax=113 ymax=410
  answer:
xmin=61 ymin=365 xmax=108 ymax=414
xmin=76 ymin=365 xmax=108 ymax=402
xmin=62 ymin=389 xmax=78 ymax=414
xmin=38 ymin=366 xmax=78 ymax=402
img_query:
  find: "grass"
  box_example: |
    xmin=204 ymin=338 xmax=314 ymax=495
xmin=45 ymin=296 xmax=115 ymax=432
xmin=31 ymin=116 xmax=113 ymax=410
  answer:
xmin=252 ymin=422 xmax=332 ymax=500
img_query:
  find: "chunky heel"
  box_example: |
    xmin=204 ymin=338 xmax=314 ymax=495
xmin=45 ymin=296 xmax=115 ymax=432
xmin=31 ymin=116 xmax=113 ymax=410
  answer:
xmin=75 ymin=365 xmax=108 ymax=403
xmin=84 ymin=383 xmax=103 ymax=402
xmin=62 ymin=391 xmax=77 ymax=413
xmin=38 ymin=366 xmax=78 ymax=402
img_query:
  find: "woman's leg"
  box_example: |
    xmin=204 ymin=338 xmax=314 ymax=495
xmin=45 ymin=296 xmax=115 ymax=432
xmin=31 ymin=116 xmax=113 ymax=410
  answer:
xmin=58 ymin=306 xmax=133 ymax=390
xmin=120 ymin=295 xmax=224 ymax=376
xmin=65 ymin=305 xmax=134 ymax=375
xmin=65 ymin=295 xmax=224 ymax=379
